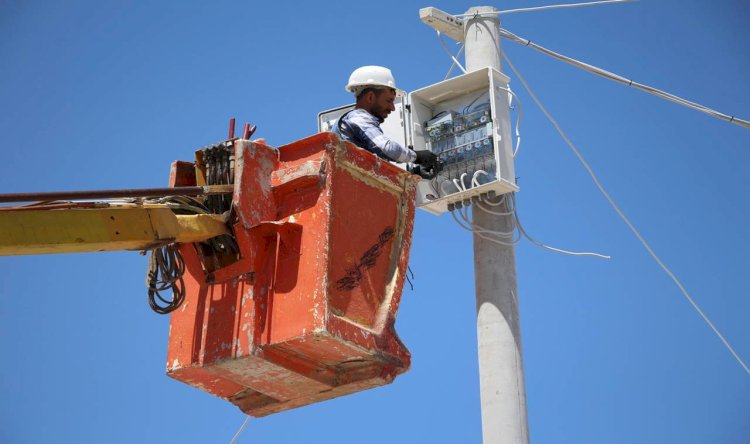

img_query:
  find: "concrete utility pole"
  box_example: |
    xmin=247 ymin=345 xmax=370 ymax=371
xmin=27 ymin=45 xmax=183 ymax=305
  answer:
xmin=464 ymin=7 xmax=530 ymax=444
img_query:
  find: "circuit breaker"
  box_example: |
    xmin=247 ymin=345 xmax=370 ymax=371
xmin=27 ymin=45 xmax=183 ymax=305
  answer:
xmin=318 ymin=67 xmax=518 ymax=215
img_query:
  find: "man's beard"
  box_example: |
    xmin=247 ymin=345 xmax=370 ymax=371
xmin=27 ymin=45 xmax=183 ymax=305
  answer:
xmin=372 ymin=107 xmax=387 ymax=123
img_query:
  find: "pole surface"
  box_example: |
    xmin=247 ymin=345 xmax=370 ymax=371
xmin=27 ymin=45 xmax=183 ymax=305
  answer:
xmin=464 ymin=6 xmax=530 ymax=444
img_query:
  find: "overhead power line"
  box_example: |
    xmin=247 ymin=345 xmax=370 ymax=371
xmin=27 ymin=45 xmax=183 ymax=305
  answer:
xmin=498 ymin=27 xmax=750 ymax=129
xmin=502 ymin=52 xmax=750 ymax=375
xmin=456 ymin=0 xmax=636 ymax=17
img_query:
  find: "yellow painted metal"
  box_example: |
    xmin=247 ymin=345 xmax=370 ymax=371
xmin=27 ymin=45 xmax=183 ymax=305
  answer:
xmin=0 ymin=207 xmax=229 ymax=256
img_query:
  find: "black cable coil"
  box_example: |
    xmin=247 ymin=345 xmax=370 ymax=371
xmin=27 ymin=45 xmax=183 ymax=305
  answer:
xmin=146 ymin=243 xmax=186 ymax=314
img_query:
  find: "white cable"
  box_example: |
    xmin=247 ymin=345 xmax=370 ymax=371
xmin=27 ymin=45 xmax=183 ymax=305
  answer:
xmin=229 ymin=416 xmax=251 ymax=444
xmin=455 ymin=0 xmax=635 ymax=17
xmin=500 ymin=0 xmax=636 ymax=15
xmin=511 ymin=195 xmax=611 ymax=259
xmin=437 ymin=30 xmax=467 ymax=75
xmin=496 ymin=86 xmax=523 ymax=158
xmin=460 ymin=172 xmax=469 ymax=190
xmin=451 ymin=209 xmax=520 ymax=246
xmin=456 ymin=202 xmax=517 ymax=238
xmin=498 ymin=191 xmax=609 ymax=258
xmin=459 ymin=204 xmax=474 ymax=225
xmin=472 ymin=169 xmax=489 ymax=187
xmin=482 ymin=195 xmax=506 ymax=206
xmin=475 ymin=229 xmax=521 ymax=247
xmin=451 ymin=209 xmax=516 ymax=245
xmin=459 ymin=205 xmax=475 ymax=227
xmin=451 ymin=206 xmax=475 ymax=230
xmin=498 ymin=28 xmax=750 ymax=129
xmin=471 ymin=171 xmax=509 ymax=214
xmin=452 ymin=205 xmax=488 ymax=233
xmin=462 ymin=204 xmax=519 ymax=239
xmin=477 ymin=200 xmax=514 ymax=216
xmin=480 ymin=191 xmax=520 ymax=218
xmin=453 ymin=178 xmax=465 ymax=192
xmin=445 ymin=44 xmax=466 ymax=80
xmin=472 ymin=172 xmax=514 ymax=215
xmin=452 ymin=178 xmax=462 ymax=192
xmin=473 ymin=130 xmax=607 ymax=255
xmin=472 ymin=173 xmax=513 ymax=214
xmin=503 ymin=52 xmax=750 ymax=374
xmin=504 ymin=0 xmax=635 ymax=15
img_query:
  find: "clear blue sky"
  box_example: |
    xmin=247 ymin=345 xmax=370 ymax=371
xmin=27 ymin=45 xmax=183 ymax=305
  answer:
xmin=1 ymin=1 xmax=748 ymax=443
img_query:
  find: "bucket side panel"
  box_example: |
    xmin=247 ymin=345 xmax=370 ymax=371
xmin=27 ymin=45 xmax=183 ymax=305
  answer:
xmin=327 ymin=165 xmax=402 ymax=330
xmin=267 ymin=142 xmax=332 ymax=344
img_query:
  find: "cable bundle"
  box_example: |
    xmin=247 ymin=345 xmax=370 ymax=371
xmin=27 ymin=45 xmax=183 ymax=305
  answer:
xmin=200 ymin=142 xmax=240 ymax=257
xmin=141 ymin=145 xmax=238 ymax=314
xmin=203 ymin=141 xmax=235 ymax=214
xmin=145 ymin=243 xmax=186 ymax=314
xmin=448 ymin=170 xmax=610 ymax=258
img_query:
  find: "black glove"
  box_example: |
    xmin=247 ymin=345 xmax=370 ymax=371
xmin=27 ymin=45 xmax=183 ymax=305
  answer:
xmin=410 ymin=161 xmax=444 ymax=180
xmin=413 ymin=150 xmax=438 ymax=168
xmin=410 ymin=165 xmax=435 ymax=179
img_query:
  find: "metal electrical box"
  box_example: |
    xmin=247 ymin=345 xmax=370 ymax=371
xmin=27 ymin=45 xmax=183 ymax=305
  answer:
xmin=318 ymin=67 xmax=519 ymax=215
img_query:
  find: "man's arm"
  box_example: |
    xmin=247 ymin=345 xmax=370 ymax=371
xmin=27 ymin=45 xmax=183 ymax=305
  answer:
xmin=345 ymin=111 xmax=417 ymax=164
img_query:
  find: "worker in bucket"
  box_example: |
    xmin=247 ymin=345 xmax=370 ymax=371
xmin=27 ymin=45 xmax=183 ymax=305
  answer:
xmin=333 ymin=65 xmax=440 ymax=179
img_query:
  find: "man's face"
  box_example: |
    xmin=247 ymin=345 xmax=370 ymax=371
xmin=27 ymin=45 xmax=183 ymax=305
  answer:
xmin=370 ymin=88 xmax=397 ymax=122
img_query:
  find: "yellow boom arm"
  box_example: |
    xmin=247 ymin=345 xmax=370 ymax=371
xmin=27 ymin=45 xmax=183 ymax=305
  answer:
xmin=0 ymin=206 xmax=228 ymax=256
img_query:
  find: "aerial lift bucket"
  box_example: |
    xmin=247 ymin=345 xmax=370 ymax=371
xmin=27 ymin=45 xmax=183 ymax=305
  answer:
xmin=166 ymin=132 xmax=420 ymax=416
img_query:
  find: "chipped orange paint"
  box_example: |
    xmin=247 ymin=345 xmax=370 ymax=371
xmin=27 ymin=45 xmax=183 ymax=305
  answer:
xmin=166 ymin=133 xmax=419 ymax=417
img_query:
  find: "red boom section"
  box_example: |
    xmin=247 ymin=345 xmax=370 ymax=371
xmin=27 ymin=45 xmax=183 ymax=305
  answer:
xmin=165 ymin=132 xmax=419 ymax=416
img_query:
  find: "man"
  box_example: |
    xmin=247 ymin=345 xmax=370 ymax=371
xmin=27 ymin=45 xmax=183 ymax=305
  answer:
xmin=332 ymin=65 xmax=439 ymax=178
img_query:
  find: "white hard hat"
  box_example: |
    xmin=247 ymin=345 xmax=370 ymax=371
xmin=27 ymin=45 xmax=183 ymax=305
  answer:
xmin=345 ymin=65 xmax=403 ymax=97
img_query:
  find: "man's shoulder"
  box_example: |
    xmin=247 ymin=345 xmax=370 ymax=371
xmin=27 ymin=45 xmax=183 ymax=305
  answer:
xmin=343 ymin=108 xmax=377 ymax=125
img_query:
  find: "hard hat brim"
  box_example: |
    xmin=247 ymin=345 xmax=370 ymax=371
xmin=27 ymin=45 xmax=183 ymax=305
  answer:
xmin=346 ymin=84 xmax=405 ymax=98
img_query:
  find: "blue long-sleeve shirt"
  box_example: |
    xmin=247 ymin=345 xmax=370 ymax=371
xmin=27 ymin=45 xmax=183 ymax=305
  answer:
xmin=332 ymin=108 xmax=417 ymax=164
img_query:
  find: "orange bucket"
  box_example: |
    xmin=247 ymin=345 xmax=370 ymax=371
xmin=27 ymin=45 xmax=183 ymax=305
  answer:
xmin=165 ymin=133 xmax=419 ymax=416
